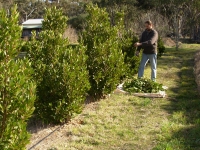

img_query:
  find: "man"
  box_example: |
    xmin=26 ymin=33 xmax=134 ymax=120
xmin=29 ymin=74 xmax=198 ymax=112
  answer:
xmin=134 ymin=20 xmax=158 ymax=81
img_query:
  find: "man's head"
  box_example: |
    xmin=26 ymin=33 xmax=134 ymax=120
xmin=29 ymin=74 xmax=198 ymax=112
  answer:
xmin=145 ymin=21 xmax=153 ymax=30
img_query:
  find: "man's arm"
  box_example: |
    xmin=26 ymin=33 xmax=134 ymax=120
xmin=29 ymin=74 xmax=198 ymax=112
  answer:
xmin=136 ymin=33 xmax=143 ymax=52
xmin=141 ymin=30 xmax=158 ymax=46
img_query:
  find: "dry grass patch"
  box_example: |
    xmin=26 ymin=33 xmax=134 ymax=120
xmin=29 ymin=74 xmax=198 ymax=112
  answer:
xmin=63 ymin=26 xmax=78 ymax=43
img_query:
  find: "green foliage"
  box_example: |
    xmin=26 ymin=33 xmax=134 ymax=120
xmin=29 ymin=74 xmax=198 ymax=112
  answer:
xmin=121 ymin=30 xmax=141 ymax=76
xmin=82 ymin=4 xmax=125 ymax=99
xmin=123 ymin=77 xmax=164 ymax=93
xmin=68 ymin=14 xmax=88 ymax=30
xmin=0 ymin=6 xmax=36 ymax=149
xmin=42 ymin=7 xmax=68 ymax=34
xmin=94 ymin=0 xmax=138 ymax=29
xmin=158 ymin=37 xmax=165 ymax=57
xmin=27 ymin=7 xmax=90 ymax=123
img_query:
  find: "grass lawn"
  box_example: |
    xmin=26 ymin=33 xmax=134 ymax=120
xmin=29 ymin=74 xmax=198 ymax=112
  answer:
xmin=46 ymin=44 xmax=200 ymax=150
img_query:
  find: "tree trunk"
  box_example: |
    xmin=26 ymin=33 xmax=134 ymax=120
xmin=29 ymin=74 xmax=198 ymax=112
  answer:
xmin=174 ymin=14 xmax=179 ymax=50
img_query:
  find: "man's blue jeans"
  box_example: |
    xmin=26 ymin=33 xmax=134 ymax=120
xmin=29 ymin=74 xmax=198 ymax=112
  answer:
xmin=138 ymin=53 xmax=157 ymax=81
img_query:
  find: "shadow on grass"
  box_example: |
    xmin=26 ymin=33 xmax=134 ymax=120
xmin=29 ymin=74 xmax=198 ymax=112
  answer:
xmin=155 ymin=48 xmax=200 ymax=150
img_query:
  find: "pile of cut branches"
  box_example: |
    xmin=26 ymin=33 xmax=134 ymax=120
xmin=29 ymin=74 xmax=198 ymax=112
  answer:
xmin=123 ymin=78 xmax=164 ymax=93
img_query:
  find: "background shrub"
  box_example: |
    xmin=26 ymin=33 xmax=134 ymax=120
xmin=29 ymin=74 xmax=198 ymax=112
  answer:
xmin=27 ymin=7 xmax=90 ymax=124
xmin=68 ymin=14 xmax=87 ymax=30
xmin=158 ymin=36 xmax=166 ymax=57
xmin=121 ymin=30 xmax=141 ymax=77
xmin=82 ymin=4 xmax=125 ymax=99
xmin=0 ymin=6 xmax=36 ymax=149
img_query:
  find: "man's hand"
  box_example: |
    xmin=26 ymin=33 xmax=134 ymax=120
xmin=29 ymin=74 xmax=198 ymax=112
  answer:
xmin=135 ymin=51 xmax=140 ymax=57
xmin=134 ymin=42 xmax=142 ymax=47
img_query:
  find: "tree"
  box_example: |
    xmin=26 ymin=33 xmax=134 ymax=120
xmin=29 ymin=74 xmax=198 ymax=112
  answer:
xmin=94 ymin=0 xmax=138 ymax=29
xmin=161 ymin=0 xmax=188 ymax=49
xmin=14 ymin=0 xmax=46 ymax=22
xmin=184 ymin=0 xmax=200 ymax=41
xmin=142 ymin=0 xmax=189 ymax=49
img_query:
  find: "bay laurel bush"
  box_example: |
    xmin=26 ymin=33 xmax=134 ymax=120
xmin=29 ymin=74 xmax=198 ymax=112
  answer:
xmin=158 ymin=36 xmax=165 ymax=58
xmin=27 ymin=7 xmax=90 ymax=124
xmin=82 ymin=4 xmax=125 ymax=99
xmin=120 ymin=30 xmax=141 ymax=77
xmin=123 ymin=77 xmax=164 ymax=93
xmin=0 ymin=6 xmax=36 ymax=149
